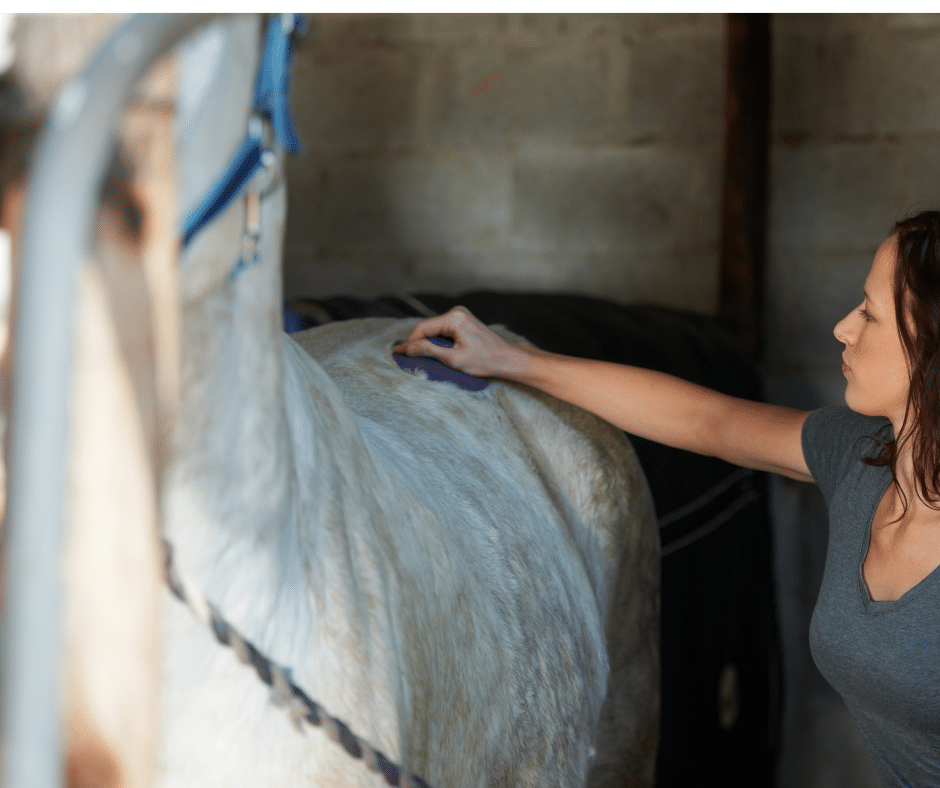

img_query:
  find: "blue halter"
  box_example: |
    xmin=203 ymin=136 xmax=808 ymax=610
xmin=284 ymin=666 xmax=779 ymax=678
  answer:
xmin=181 ymin=14 xmax=305 ymax=251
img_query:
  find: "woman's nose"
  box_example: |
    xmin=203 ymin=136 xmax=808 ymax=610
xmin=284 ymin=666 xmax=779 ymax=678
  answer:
xmin=833 ymin=313 xmax=853 ymax=345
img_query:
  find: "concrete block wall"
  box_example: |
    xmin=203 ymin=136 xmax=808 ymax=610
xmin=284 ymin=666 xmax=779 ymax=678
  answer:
xmin=283 ymin=13 xmax=726 ymax=311
xmin=282 ymin=13 xmax=940 ymax=788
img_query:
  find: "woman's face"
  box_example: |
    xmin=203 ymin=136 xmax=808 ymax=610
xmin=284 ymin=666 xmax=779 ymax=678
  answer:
xmin=833 ymin=235 xmax=911 ymax=426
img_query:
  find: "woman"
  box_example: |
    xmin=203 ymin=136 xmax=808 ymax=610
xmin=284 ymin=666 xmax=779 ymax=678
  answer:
xmin=394 ymin=211 xmax=940 ymax=786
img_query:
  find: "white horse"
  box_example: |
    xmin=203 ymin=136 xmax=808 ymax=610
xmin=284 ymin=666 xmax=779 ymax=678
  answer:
xmin=9 ymin=14 xmax=660 ymax=788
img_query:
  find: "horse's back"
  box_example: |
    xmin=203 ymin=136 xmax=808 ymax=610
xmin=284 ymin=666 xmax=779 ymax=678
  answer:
xmin=293 ymin=317 xmax=660 ymax=788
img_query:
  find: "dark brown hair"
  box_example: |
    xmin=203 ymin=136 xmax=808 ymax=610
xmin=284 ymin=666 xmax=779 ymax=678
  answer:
xmin=862 ymin=210 xmax=940 ymax=515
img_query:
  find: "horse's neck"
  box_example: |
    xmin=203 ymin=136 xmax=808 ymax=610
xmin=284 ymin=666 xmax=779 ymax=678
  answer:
xmin=162 ymin=17 xmax=398 ymax=651
xmin=164 ymin=296 xmax=403 ymax=670
xmin=165 ymin=232 xmax=287 ymax=592
xmin=163 ymin=16 xmax=285 ymax=593
xmin=164 ymin=212 xmax=390 ymax=636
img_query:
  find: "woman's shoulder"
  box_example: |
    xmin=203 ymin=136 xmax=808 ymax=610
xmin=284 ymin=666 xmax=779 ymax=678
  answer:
xmin=804 ymin=405 xmax=891 ymax=446
xmin=802 ymin=406 xmax=891 ymax=498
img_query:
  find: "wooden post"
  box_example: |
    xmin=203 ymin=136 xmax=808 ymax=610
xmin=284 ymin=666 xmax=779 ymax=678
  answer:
xmin=718 ymin=13 xmax=772 ymax=360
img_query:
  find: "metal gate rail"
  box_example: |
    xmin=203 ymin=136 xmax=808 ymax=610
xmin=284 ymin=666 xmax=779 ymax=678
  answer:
xmin=1 ymin=15 xmax=210 ymax=786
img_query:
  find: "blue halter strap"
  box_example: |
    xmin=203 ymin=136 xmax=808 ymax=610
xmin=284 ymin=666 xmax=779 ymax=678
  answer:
xmin=181 ymin=14 xmax=306 ymax=251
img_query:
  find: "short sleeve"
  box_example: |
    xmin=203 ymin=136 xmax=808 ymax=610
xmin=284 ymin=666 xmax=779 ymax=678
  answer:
xmin=802 ymin=406 xmax=892 ymax=504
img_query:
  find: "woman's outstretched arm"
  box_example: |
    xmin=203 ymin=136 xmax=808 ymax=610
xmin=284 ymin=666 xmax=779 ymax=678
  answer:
xmin=394 ymin=306 xmax=814 ymax=482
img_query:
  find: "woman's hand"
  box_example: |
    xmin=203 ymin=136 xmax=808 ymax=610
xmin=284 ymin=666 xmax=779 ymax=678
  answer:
xmin=393 ymin=306 xmax=532 ymax=380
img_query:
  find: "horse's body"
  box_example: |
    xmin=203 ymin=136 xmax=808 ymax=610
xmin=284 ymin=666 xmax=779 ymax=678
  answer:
xmin=4 ymin=14 xmax=660 ymax=788
xmin=161 ymin=317 xmax=659 ymax=788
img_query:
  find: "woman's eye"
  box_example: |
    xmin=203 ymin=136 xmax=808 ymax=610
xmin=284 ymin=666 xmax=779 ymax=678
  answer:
xmin=858 ymin=308 xmax=873 ymax=322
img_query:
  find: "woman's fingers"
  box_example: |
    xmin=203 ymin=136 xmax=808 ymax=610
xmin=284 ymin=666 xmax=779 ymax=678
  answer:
xmin=393 ymin=306 xmax=509 ymax=377
xmin=394 ymin=307 xmax=473 ymax=353
xmin=403 ymin=312 xmax=457 ymax=344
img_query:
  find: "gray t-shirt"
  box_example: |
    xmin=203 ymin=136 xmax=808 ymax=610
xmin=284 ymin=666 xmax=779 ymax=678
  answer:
xmin=803 ymin=406 xmax=940 ymax=786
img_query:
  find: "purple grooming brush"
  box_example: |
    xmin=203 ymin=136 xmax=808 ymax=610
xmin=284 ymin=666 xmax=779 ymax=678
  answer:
xmin=392 ymin=335 xmax=489 ymax=392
